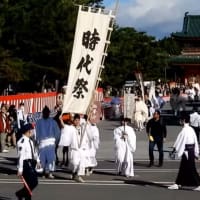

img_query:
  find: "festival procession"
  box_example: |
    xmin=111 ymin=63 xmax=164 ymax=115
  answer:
xmin=1 ymin=0 xmax=200 ymax=200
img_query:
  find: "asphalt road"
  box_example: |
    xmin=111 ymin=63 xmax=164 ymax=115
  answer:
xmin=0 ymin=116 xmax=200 ymax=200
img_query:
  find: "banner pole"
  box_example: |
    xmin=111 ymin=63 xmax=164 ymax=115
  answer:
xmin=114 ymin=0 xmax=120 ymax=16
xmin=79 ymin=3 xmax=118 ymax=147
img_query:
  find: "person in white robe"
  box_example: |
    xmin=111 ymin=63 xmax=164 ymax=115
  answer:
xmin=134 ymin=96 xmax=148 ymax=131
xmin=58 ymin=114 xmax=73 ymax=167
xmin=86 ymin=123 xmax=100 ymax=175
xmin=113 ymin=117 xmax=136 ymax=177
xmin=190 ymin=107 xmax=200 ymax=143
xmin=168 ymin=113 xmax=200 ymax=191
xmin=69 ymin=114 xmax=90 ymax=183
xmin=80 ymin=114 xmax=87 ymax=126
xmin=17 ymin=102 xmax=27 ymax=130
xmin=186 ymin=86 xmax=195 ymax=101
xmin=78 ymin=115 xmax=100 ymax=175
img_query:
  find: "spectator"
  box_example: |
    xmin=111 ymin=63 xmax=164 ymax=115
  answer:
xmin=0 ymin=104 xmax=9 ymax=153
xmin=146 ymin=110 xmax=167 ymax=167
xmin=190 ymin=107 xmax=200 ymax=143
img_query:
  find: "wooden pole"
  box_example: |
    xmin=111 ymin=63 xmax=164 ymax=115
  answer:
xmin=80 ymin=4 xmax=117 ymax=147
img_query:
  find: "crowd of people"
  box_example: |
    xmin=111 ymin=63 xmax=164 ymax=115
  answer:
xmin=0 ymin=102 xmax=25 ymax=153
xmin=0 ymin=101 xmax=100 ymax=199
xmin=109 ymin=82 xmax=200 ymax=192
xmin=114 ymin=109 xmax=200 ymax=192
xmin=1 ymin=82 xmax=200 ymax=199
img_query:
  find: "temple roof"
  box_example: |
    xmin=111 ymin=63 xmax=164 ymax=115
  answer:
xmin=169 ymin=55 xmax=200 ymax=65
xmin=172 ymin=13 xmax=200 ymax=39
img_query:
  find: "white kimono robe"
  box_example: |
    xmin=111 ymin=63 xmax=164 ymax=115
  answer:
xmin=87 ymin=124 xmax=100 ymax=167
xmin=114 ymin=125 xmax=136 ymax=177
xmin=59 ymin=124 xmax=74 ymax=147
xmin=134 ymin=100 xmax=148 ymax=128
xmin=69 ymin=125 xmax=90 ymax=176
xmin=173 ymin=123 xmax=200 ymax=186
xmin=173 ymin=124 xmax=199 ymax=158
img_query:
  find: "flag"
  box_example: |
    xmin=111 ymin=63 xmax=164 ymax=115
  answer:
xmin=62 ymin=6 xmax=114 ymax=114
xmin=123 ymin=93 xmax=135 ymax=121
xmin=135 ymin=71 xmax=145 ymax=101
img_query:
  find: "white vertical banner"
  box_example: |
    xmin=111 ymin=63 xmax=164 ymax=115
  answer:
xmin=62 ymin=6 xmax=113 ymax=114
xmin=149 ymin=81 xmax=156 ymax=103
xmin=124 ymin=92 xmax=135 ymax=120
xmin=135 ymin=71 xmax=145 ymax=101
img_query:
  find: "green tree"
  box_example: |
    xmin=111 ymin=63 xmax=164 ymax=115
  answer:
xmin=0 ymin=0 xmax=181 ymax=93
xmin=0 ymin=1 xmax=26 ymax=92
xmin=102 ymin=27 xmax=160 ymax=87
xmin=0 ymin=0 xmax=103 ymax=92
xmin=101 ymin=26 xmax=181 ymax=88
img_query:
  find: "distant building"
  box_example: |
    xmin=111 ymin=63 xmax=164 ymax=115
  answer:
xmin=170 ymin=12 xmax=200 ymax=85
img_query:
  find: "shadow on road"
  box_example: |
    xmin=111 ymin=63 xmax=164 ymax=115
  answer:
xmin=124 ymin=179 xmax=199 ymax=191
xmin=124 ymin=179 xmax=167 ymax=188
xmin=0 ymin=166 xmax=16 ymax=175
xmin=134 ymin=161 xmax=149 ymax=167
xmin=0 ymin=195 xmax=11 ymax=200
xmin=51 ymin=173 xmax=72 ymax=180
xmin=0 ymin=156 xmax=17 ymax=175
xmin=93 ymin=170 xmax=117 ymax=176
xmin=1 ymin=157 xmax=17 ymax=165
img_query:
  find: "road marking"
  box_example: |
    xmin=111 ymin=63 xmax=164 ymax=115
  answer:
xmin=94 ymin=168 xmax=179 ymax=172
xmin=0 ymin=179 xmax=132 ymax=186
xmin=0 ymin=181 xmax=131 ymax=186
xmin=39 ymin=182 xmax=129 ymax=186
xmin=97 ymin=159 xmax=181 ymax=162
xmin=0 ymin=178 xmax=124 ymax=183
xmin=0 ymin=178 xmax=174 ymax=186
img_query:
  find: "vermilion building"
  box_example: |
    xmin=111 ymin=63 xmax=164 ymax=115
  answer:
xmin=170 ymin=12 xmax=200 ymax=85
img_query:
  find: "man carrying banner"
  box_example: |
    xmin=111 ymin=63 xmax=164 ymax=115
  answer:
xmin=69 ymin=114 xmax=90 ymax=183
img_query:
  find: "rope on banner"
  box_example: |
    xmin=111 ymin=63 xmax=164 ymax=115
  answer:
xmin=87 ymin=5 xmax=117 ymax=123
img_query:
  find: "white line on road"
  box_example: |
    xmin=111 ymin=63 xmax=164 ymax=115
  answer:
xmin=94 ymin=168 xmax=178 ymax=172
xmin=0 ymin=179 xmax=130 ymax=186
xmin=0 ymin=178 xmax=124 ymax=183
xmin=0 ymin=179 xmax=174 ymax=186
xmin=97 ymin=159 xmax=181 ymax=162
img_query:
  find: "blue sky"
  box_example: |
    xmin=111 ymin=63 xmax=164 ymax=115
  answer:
xmin=103 ymin=0 xmax=200 ymax=39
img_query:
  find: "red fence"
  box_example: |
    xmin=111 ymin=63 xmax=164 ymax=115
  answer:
xmin=0 ymin=92 xmax=57 ymax=114
xmin=0 ymin=88 xmax=104 ymax=115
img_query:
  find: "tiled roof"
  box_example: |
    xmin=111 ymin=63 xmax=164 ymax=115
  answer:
xmin=172 ymin=13 xmax=200 ymax=38
xmin=169 ymin=55 xmax=200 ymax=64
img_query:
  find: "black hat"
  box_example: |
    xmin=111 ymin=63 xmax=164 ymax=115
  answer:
xmin=42 ymin=106 xmax=50 ymax=119
xmin=120 ymin=116 xmax=130 ymax=122
xmin=42 ymin=105 xmax=50 ymax=113
xmin=20 ymin=123 xmax=34 ymax=134
xmin=180 ymin=111 xmax=190 ymax=123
